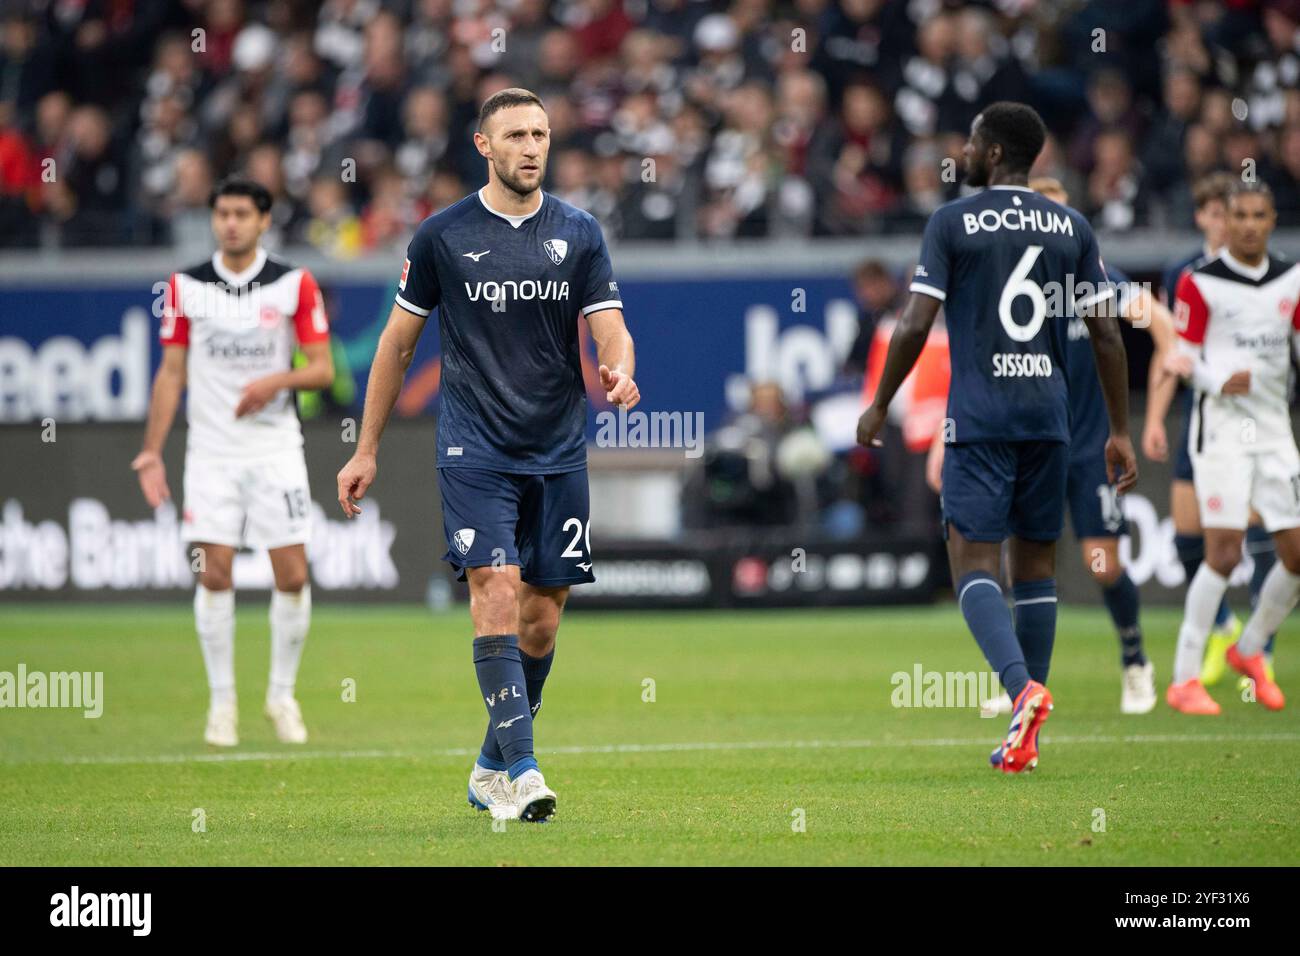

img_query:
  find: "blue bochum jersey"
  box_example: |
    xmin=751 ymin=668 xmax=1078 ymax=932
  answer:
xmin=911 ymin=184 xmax=1113 ymax=444
xmin=395 ymin=189 xmax=623 ymax=473
xmin=1064 ymin=265 xmax=1134 ymax=457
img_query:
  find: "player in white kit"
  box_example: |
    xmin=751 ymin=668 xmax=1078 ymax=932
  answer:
xmin=1166 ymin=181 xmax=1300 ymax=714
xmin=132 ymin=178 xmax=334 ymax=745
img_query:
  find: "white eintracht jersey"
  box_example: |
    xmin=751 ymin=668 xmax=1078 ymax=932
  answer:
xmin=161 ymin=248 xmax=329 ymax=460
xmin=1175 ymin=251 xmax=1300 ymax=453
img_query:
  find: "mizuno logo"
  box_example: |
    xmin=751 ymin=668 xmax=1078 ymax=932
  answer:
xmin=462 ymin=250 xmax=490 ymax=261
xmin=577 ymin=562 xmax=592 ymax=571
xmin=496 ymin=715 xmax=526 ymax=729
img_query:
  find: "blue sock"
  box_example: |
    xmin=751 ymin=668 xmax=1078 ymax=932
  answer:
xmin=958 ymin=572 xmax=1030 ymax=701
xmin=1101 ymin=572 xmax=1147 ymax=667
xmin=1175 ymin=533 xmax=1231 ymax=629
xmin=1247 ymin=525 xmax=1277 ymax=655
xmin=1012 ymin=578 xmax=1057 ymax=685
xmin=472 ymin=635 xmax=537 ymax=779
xmin=479 ymin=647 xmax=555 ymax=769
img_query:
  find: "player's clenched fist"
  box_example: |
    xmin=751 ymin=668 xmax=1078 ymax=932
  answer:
xmin=599 ymin=364 xmax=640 ymax=409
xmin=337 ymin=452 xmax=376 ymax=518
xmin=131 ymin=450 xmax=171 ymax=508
xmin=855 ymin=404 xmax=887 ymax=448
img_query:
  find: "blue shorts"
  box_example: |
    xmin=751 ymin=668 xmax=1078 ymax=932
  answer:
xmin=941 ymin=441 xmax=1069 ymax=543
xmin=437 ymin=466 xmax=595 ymax=587
xmin=1066 ymin=447 xmax=1127 ymax=539
xmin=1174 ymin=388 xmax=1195 ymax=482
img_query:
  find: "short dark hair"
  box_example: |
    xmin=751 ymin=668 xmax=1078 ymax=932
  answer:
xmin=478 ymin=87 xmax=546 ymax=131
xmin=1192 ymin=171 xmax=1234 ymax=209
xmin=1227 ymin=178 xmax=1274 ymax=206
xmin=209 ymin=176 xmax=272 ymax=213
xmin=977 ymin=102 xmax=1047 ymax=173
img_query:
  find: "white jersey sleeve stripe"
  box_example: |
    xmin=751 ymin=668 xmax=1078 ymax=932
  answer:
xmin=394 ymin=293 xmax=432 ymax=317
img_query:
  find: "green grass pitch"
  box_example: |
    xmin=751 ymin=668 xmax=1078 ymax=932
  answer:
xmin=1 ymin=603 xmax=1297 ymax=866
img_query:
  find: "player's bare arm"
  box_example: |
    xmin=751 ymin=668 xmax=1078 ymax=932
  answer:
xmin=1080 ymin=296 xmax=1138 ymax=494
xmin=337 ymin=303 xmax=428 ymax=517
xmin=586 ymin=308 xmax=639 ymax=409
xmin=132 ymin=343 xmax=188 ymax=507
xmin=1125 ymin=287 xmax=1178 ymax=461
xmin=855 ymin=291 xmax=941 ymax=447
xmin=235 ymin=339 xmax=334 ymax=418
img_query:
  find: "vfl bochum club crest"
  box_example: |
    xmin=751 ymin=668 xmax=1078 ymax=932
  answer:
xmin=453 ymin=528 xmax=476 ymax=555
xmin=543 ymin=238 xmax=568 ymax=265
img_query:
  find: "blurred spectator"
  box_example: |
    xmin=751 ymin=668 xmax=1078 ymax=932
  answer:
xmin=165 ymin=147 xmax=215 ymax=255
xmin=0 ymin=100 xmax=40 ymax=246
xmin=842 ymin=258 xmax=902 ymax=375
xmin=45 ymin=105 xmax=127 ymax=246
xmin=302 ymin=173 xmax=361 ymax=258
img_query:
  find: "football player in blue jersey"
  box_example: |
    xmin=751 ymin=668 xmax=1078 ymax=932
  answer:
xmin=963 ymin=177 xmax=1180 ymax=716
xmin=336 ymin=89 xmax=639 ymax=821
xmin=858 ymin=102 xmax=1137 ymax=773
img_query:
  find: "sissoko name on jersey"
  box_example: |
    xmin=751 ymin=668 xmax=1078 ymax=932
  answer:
xmin=394 ymin=188 xmax=622 ymax=474
xmin=909 ymin=185 xmax=1113 ymax=444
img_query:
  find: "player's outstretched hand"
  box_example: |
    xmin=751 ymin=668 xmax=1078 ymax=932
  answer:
xmin=599 ymin=364 xmax=640 ymax=410
xmin=131 ymin=450 xmax=171 ymax=508
xmin=1141 ymin=419 xmax=1168 ymax=462
xmin=1105 ymin=433 xmax=1139 ymax=496
xmin=235 ymin=377 xmax=279 ymax=417
xmin=1222 ymin=370 xmax=1251 ymax=395
xmin=856 ymin=404 xmax=887 ymax=448
xmin=337 ymin=453 xmax=376 ymax=518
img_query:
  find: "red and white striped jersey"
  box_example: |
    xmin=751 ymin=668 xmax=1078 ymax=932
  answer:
xmin=161 ymin=248 xmax=329 ymax=460
xmin=1175 ymin=251 xmax=1300 ymax=453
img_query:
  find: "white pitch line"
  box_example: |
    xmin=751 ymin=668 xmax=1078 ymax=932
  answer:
xmin=10 ymin=731 xmax=1300 ymax=767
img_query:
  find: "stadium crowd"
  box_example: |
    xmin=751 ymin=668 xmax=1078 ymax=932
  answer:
xmin=1 ymin=0 xmax=1298 ymax=253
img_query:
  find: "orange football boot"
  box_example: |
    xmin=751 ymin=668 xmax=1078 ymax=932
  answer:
xmin=1226 ymin=643 xmax=1285 ymax=711
xmin=1166 ymin=678 xmax=1221 ymax=715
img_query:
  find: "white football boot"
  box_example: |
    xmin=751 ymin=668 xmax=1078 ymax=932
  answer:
xmin=204 ymin=700 xmax=238 ymax=747
xmin=511 ymin=769 xmax=557 ymax=823
xmin=468 ymin=764 xmax=515 ymax=818
xmin=264 ymin=696 xmax=308 ymax=743
xmin=980 ymin=692 xmax=1013 ymax=718
xmin=1120 ymin=661 xmax=1157 ymax=714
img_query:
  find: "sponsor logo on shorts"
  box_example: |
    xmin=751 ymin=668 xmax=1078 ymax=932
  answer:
xmin=453 ymin=528 xmax=476 ymax=555
xmin=1208 ymin=495 xmax=1222 ymax=512
xmin=447 ymin=447 xmax=463 ymax=456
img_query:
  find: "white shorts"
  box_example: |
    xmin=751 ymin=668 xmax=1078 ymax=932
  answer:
xmin=182 ymin=451 xmax=313 ymax=550
xmin=1193 ymin=442 xmax=1300 ymax=532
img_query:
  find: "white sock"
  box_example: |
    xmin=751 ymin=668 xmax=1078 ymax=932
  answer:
xmin=1174 ymin=564 xmax=1229 ymax=683
xmin=1238 ymin=563 xmax=1300 ymax=657
xmin=194 ymin=584 xmax=235 ymax=707
xmin=268 ymin=585 xmax=311 ymax=703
